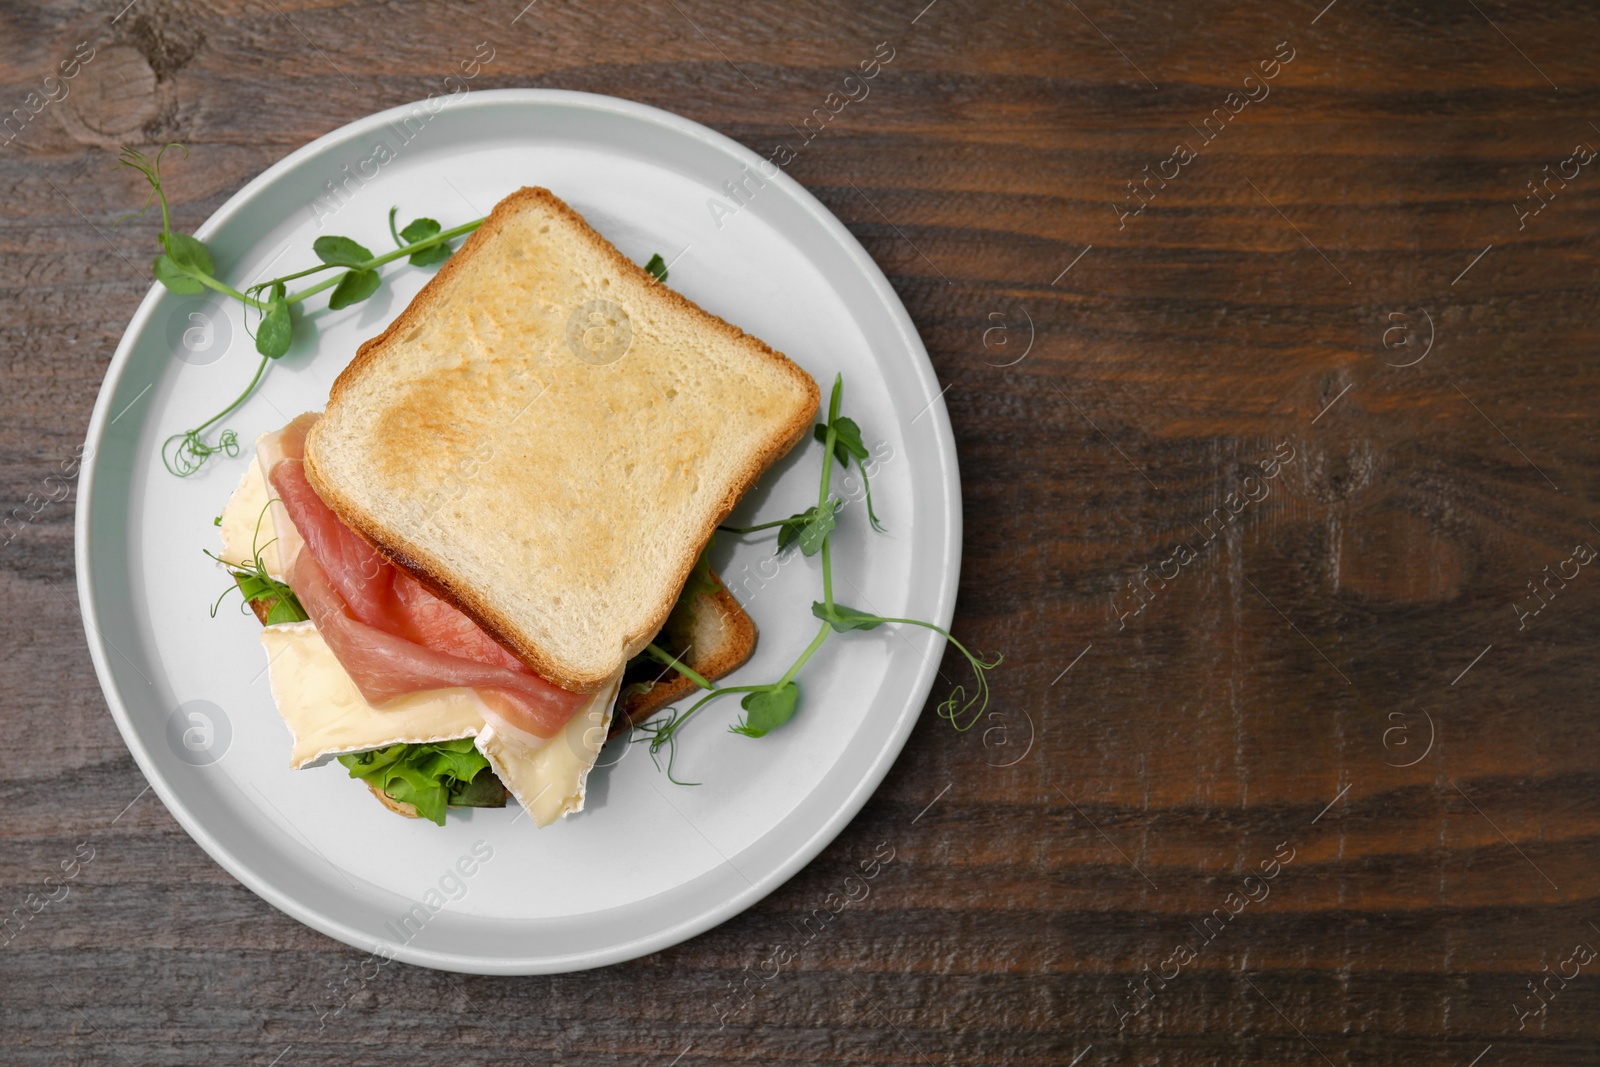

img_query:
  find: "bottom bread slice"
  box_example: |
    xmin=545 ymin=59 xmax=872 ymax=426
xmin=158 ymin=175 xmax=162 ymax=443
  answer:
xmin=610 ymin=571 xmax=758 ymax=737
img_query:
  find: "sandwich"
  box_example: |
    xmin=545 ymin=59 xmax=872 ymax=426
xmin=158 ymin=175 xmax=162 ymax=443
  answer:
xmin=215 ymin=187 xmax=819 ymax=826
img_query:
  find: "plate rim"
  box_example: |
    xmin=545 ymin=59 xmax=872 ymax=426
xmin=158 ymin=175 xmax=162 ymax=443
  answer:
xmin=75 ymin=87 xmax=962 ymax=973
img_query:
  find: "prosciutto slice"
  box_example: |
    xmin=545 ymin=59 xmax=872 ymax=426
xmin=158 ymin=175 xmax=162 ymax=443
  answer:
xmin=265 ymin=416 xmax=588 ymax=739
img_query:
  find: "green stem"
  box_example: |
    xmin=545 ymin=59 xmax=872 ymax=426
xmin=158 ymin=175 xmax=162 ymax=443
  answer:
xmin=845 ymin=613 xmax=983 ymax=660
xmin=284 ymin=272 xmax=344 ymax=305
xmin=719 ymin=518 xmax=793 ymax=535
xmin=817 ymin=430 xmax=838 ymax=500
xmin=259 ymin=261 xmax=343 ymax=294
xmin=778 ymin=621 xmax=832 ymax=686
xmin=185 ymin=266 xmax=267 ymax=310
xmin=194 ymin=354 xmax=270 ymax=435
xmin=366 ymin=218 xmax=482 ymax=267
xmin=821 ymin=537 xmax=834 ymax=610
xmin=652 ymin=683 xmax=769 ymax=742
xmin=154 ymin=144 xmax=177 ymax=234
xmin=644 ymin=643 xmax=715 ymax=692
xmin=174 ymin=218 xmax=485 ymax=313
xmin=281 ymin=219 xmax=482 ymax=305
xmin=816 ymin=378 xmax=842 ymax=612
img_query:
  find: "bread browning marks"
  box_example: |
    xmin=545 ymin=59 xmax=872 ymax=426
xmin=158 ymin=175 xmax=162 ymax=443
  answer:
xmin=304 ymin=187 xmax=818 ymax=692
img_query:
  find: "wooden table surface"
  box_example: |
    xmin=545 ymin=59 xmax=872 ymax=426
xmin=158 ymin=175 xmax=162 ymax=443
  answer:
xmin=4 ymin=0 xmax=1599 ymax=1063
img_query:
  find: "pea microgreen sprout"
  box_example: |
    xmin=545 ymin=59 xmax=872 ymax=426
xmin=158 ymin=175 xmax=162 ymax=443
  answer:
xmin=633 ymin=373 xmax=1002 ymax=780
xmin=203 ymin=500 xmax=307 ymax=625
xmin=117 ymin=143 xmax=483 ymax=477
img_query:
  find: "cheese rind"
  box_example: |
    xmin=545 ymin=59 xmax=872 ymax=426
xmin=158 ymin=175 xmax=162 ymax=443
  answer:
xmin=261 ymin=621 xmax=486 ymax=768
xmin=477 ymin=673 xmax=620 ymax=828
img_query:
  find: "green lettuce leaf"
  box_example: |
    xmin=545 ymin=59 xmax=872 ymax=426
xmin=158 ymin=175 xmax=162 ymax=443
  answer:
xmin=337 ymin=738 xmax=501 ymax=826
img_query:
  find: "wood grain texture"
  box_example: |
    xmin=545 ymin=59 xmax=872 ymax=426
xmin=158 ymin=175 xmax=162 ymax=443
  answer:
xmin=2 ymin=0 xmax=1598 ymax=1063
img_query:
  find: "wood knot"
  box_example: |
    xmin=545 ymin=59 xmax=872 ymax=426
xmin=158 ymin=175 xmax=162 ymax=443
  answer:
xmin=1284 ymin=435 xmax=1382 ymax=505
xmin=57 ymin=45 xmax=160 ymax=145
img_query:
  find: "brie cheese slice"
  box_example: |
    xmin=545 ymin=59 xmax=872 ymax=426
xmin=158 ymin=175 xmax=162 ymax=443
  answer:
xmin=476 ymin=672 xmax=621 ymax=828
xmin=229 ymin=442 xmax=619 ymax=826
xmin=261 ymin=620 xmax=485 ymax=768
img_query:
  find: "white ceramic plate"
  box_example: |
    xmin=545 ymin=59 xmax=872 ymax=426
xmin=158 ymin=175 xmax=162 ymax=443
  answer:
xmin=77 ymin=89 xmax=960 ymax=974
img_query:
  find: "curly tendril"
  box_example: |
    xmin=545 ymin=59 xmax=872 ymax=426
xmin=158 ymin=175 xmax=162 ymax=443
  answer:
xmin=163 ymin=427 xmax=239 ymax=477
xmin=936 ymin=648 xmax=1005 ymax=733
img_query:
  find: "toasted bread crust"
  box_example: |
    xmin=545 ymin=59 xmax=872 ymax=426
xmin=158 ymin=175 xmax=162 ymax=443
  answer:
xmin=303 ymin=186 xmax=818 ymax=693
xmin=245 ymin=591 xmax=270 ymax=626
xmin=240 ymin=581 xmax=281 ymax=626
xmin=366 ymin=782 xmax=422 ymax=819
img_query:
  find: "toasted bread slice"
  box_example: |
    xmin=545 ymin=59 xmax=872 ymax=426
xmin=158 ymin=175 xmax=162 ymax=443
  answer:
xmin=366 ymin=781 xmax=422 ymax=819
xmin=611 ymin=568 xmax=758 ymax=737
xmin=303 ymin=187 xmax=819 ymax=692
